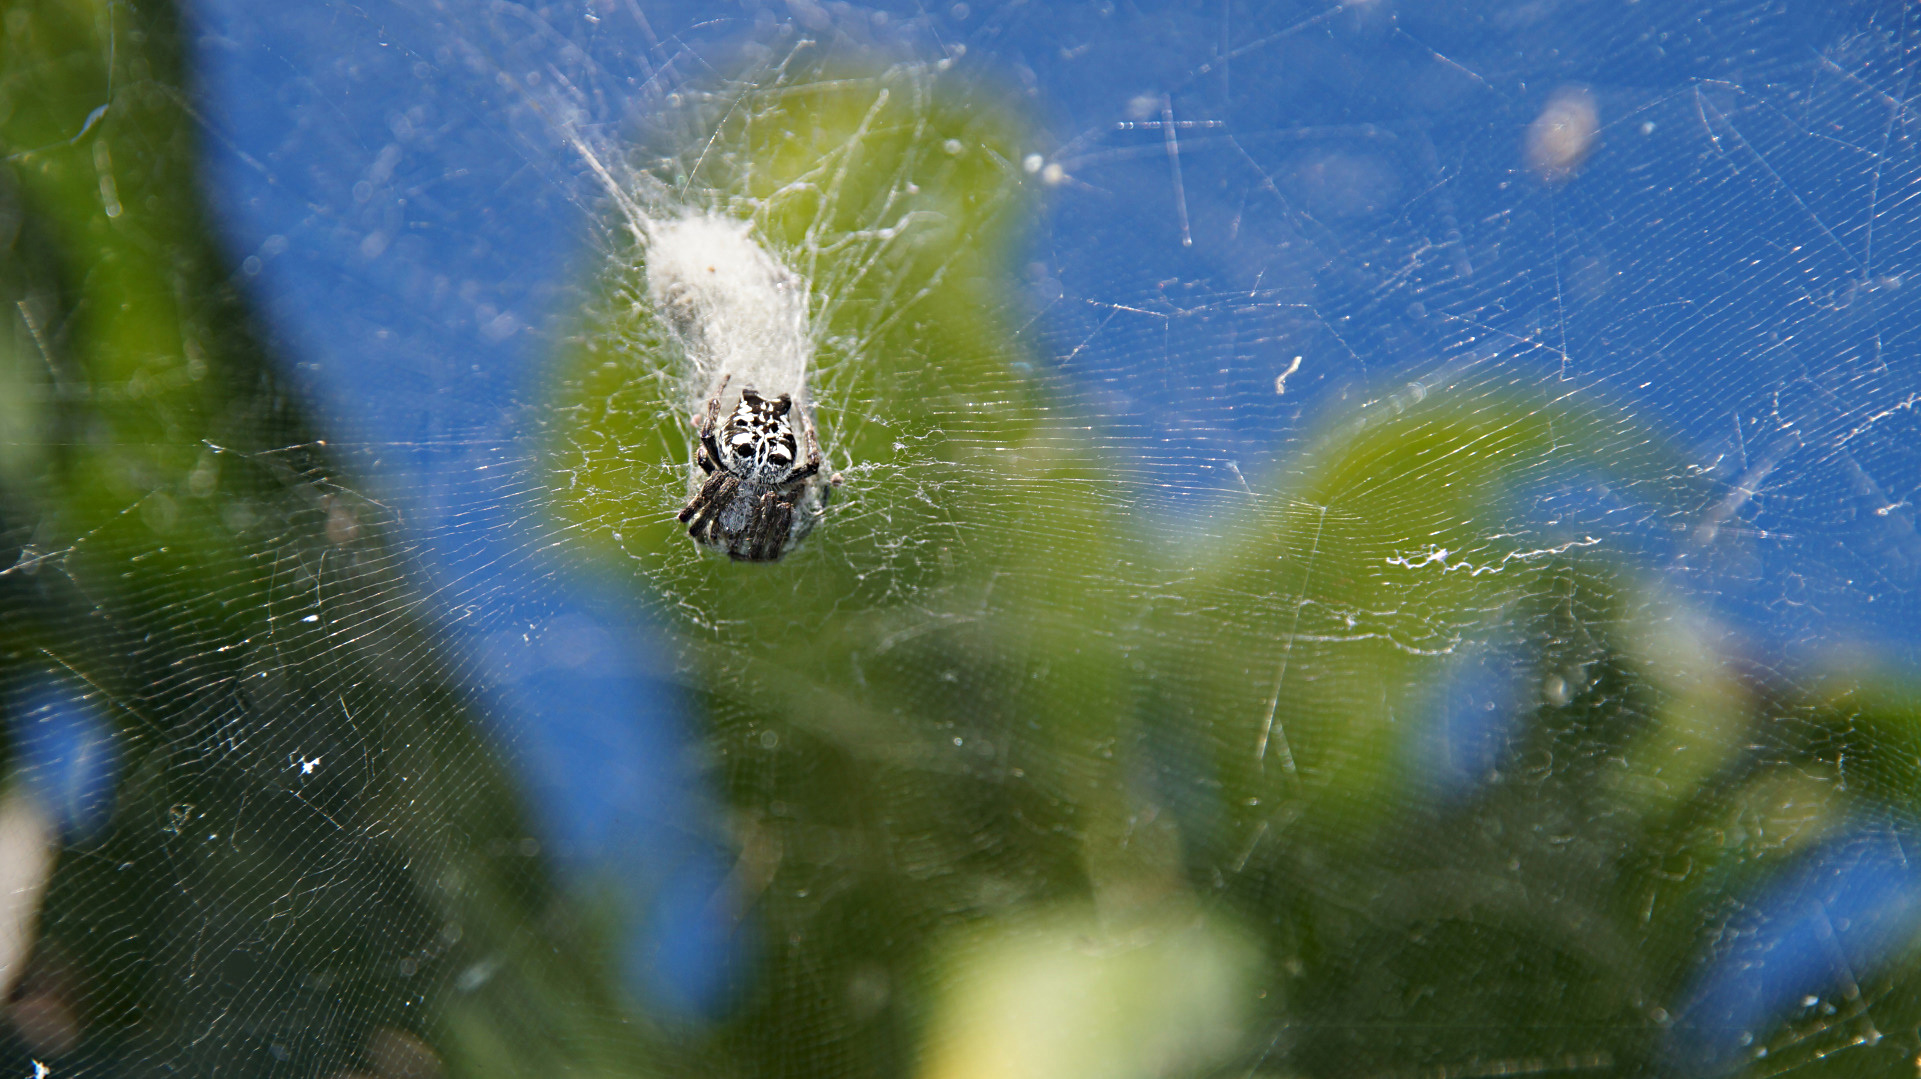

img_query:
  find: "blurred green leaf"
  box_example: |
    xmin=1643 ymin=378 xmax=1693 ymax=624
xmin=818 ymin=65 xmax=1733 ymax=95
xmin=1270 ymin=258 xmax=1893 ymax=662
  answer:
xmin=1 ymin=5 xmax=612 ymax=1076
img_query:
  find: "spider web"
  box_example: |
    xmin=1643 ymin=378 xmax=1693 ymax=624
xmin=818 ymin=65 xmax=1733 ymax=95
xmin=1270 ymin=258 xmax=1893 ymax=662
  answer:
xmin=2 ymin=1 xmax=1920 ymax=1078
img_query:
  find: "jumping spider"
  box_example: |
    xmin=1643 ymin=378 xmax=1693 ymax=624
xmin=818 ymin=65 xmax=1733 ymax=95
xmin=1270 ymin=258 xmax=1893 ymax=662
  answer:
xmin=678 ymin=375 xmax=825 ymax=561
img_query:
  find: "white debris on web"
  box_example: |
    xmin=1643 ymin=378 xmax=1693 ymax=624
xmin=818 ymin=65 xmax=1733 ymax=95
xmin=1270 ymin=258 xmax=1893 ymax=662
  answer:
xmin=643 ymin=214 xmax=812 ymax=406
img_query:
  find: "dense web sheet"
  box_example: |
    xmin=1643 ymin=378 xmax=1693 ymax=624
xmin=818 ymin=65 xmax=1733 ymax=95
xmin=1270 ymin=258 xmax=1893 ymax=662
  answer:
xmin=4 ymin=1 xmax=1921 ymax=1078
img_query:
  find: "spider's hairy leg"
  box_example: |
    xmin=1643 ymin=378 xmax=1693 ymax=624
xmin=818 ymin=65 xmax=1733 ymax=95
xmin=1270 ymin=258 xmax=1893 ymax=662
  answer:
xmin=679 ymin=471 xmax=738 ymax=534
xmin=786 ymin=412 xmax=823 ymax=485
xmin=695 ymin=373 xmax=732 ymax=467
xmin=703 ymin=373 xmax=734 ymax=420
xmin=741 ymin=491 xmax=793 ymax=562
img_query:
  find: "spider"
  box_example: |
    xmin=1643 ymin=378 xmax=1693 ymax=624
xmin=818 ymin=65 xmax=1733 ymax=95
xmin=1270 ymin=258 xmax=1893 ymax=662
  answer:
xmin=678 ymin=375 xmax=824 ymax=561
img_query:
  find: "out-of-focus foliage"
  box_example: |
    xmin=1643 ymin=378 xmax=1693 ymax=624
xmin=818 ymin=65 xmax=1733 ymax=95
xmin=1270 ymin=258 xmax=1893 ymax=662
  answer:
xmin=7 ymin=4 xmax=1921 ymax=1079
xmin=0 ymin=5 xmax=639 ymax=1078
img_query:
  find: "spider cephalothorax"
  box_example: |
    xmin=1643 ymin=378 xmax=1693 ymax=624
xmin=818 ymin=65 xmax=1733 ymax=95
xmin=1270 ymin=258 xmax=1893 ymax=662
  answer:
xmin=678 ymin=375 xmax=824 ymax=561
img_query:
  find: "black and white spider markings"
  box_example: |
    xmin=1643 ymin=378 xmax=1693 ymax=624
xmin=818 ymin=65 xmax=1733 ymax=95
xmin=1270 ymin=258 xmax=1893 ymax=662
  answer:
xmin=677 ymin=374 xmax=827 ymax=561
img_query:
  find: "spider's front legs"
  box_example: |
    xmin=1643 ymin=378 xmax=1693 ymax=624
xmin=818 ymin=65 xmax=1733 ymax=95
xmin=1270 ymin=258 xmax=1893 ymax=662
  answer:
xmin=679 ymin=472 xmax=739 ymax=538
xmin=740 ymin=491 xmax=794 ymax=562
